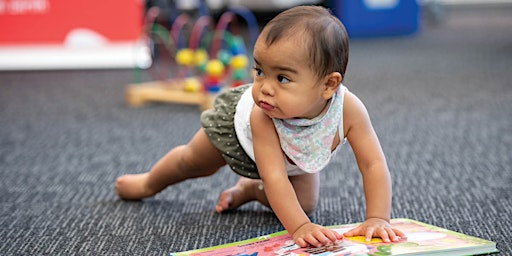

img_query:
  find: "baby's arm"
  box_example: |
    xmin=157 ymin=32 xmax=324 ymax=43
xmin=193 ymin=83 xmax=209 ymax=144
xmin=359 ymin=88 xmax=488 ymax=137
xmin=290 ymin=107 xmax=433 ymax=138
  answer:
xmin=342 ymin=92 xmax=407 ymax=242
xmin=250 ymin=107 xmax=341 ymax=247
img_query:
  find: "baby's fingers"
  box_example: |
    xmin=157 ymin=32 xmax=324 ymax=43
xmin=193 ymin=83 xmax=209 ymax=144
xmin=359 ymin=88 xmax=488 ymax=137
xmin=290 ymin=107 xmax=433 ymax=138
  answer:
xmin=310 ymin=231 xmax=333 ymax=247
xmin=393 ymin=228 xmax=407 ymax=240
xmin=304 ymin=230 xmax=340 ymax=248
xmin=385 ymin=227 xmax=402 ymax=242
xmin=373 ymin=227 xmax=406 ymax=243
xmin=295 ymin=237 xmax=308 ymax=248
xmin=300 ymin=233 xmax=324 ymax=248
xmin=375 ymin=227 xmax=392 ymax=243
xmin=365 ymin=227 xmax=377 ymax=242
xmin=343 ymin=226 xmax=363 ymax=237
xmin=324 ymin=229 xmax=343 ymax=242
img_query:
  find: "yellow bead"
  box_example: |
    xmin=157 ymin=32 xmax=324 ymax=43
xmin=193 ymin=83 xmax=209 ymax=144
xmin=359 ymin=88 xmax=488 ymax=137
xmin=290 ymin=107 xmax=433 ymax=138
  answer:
xmin=183 ymin=77 xmax=202 ymax=92
xmin=176 ymin=48 xmax=194 ymax=66
xmin=230 ymin=55 xmax=248 ymax=69
xmin=206 ymin=59 xmax=225 ymax=77
xmin=194 ymin=49 xmax=208 ymax=66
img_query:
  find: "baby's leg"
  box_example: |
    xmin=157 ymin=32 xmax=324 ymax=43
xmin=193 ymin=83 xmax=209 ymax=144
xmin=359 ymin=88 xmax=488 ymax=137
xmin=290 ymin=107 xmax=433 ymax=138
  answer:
xmin=116 ymin=128 xmax=226 ymax=200
xmin=289 ymin=173 xmax=320 ymax=215
xmin=216 ymin=177 xmax=269 ymax=213
xmin=216 ymin=173 xmax=320 ymax=214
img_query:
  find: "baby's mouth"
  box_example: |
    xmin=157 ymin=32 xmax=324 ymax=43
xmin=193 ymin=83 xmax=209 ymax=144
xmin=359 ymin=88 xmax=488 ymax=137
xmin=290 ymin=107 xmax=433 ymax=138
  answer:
xmin=258 ymin=101 xmax=275 ymax=111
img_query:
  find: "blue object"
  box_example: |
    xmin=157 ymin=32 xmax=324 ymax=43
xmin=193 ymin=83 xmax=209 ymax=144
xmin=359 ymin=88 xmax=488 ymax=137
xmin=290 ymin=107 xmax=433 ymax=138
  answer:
xmin=331 ymin=0 xmax=420 ymax=37
xmin=207 ymin=83 xmax=222 ymax=93
xmin=230 ymin=36 xmax=246 ymax=55
xmin=227 ymin=6 xmax=259 ymax=46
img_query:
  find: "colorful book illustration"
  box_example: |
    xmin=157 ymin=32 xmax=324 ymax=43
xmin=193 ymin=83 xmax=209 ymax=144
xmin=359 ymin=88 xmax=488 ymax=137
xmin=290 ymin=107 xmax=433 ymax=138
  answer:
xmin=170 ymin=218 xmax=498 ymax=256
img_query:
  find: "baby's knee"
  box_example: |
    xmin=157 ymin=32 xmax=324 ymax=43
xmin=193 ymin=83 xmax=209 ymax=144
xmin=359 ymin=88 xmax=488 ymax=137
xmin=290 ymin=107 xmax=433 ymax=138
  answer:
xmin=176 ymin=146 xmax=218 ymax=177
xmin=300 ymin=200 xmax=318 ymax=215
xmin=289 ymin=173 xmax=320 ymax=216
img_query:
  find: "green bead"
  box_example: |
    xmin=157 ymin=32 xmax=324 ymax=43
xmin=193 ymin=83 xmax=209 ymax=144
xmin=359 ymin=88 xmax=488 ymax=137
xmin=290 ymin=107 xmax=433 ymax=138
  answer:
xmin=232 ymin=69 xmax=248 ymax=80
xmin=217 ymin=50 xmax=232 ymax=65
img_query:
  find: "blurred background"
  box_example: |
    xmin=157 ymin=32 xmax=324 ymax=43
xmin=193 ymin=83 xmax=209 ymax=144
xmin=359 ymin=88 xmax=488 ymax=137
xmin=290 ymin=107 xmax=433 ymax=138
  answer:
xmin=1 ymin=0 xmax=511 ymax=255
xmin=1 ymin=0 xmax=509 ymax=70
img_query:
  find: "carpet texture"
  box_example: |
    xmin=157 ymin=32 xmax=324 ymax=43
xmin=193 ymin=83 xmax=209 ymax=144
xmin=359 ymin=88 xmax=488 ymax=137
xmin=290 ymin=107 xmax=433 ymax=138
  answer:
xmin=1 ymin=4 xmax=511 ymax=255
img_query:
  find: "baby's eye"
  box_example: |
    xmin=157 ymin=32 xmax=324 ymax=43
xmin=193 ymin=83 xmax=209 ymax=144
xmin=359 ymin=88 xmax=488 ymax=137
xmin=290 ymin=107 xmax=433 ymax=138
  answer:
xmin=277 ymin=75 xmax=290 ymax=84
xmin=253 ymin=68 xmax=263 ymax=77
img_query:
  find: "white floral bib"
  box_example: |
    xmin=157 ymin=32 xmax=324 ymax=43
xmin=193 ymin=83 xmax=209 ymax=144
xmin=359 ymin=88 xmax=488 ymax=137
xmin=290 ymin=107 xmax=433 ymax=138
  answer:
xmin=272 ymin=85 xmax=346 ymax=173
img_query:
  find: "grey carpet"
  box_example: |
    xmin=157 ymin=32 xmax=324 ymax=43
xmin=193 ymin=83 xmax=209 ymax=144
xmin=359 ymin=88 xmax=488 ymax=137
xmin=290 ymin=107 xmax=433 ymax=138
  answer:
xmin=1 ymin=4 xmax=511 ymax=255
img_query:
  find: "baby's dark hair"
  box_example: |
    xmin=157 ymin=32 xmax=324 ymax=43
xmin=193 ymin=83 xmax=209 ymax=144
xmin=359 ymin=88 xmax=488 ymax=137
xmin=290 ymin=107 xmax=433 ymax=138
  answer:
xmin=261 ymin=5 xmax=349 ymax=80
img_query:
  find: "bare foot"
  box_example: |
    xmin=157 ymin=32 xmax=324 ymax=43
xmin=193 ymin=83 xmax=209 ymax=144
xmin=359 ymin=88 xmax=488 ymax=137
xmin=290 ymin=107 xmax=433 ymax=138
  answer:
xmin=115 ymin=173 xmax=156 ymax=200
xmin=216 ymin=177 xmax=264 ymax=213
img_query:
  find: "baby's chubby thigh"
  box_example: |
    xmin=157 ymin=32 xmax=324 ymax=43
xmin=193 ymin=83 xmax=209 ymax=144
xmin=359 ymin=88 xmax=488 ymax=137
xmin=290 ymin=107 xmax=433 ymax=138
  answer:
xmin=289 ymin=172 xmax=320 ymax=215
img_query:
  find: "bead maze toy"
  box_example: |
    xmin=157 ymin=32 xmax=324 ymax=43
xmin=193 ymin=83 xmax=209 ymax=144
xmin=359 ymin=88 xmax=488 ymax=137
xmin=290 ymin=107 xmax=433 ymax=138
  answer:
xmin=125 ymin=6 xmax=259 ymax=110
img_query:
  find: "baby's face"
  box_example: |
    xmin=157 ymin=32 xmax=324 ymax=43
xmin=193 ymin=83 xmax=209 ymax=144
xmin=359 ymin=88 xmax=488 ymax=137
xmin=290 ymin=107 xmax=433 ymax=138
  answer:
xmin=251 ymin=35 xmax=328 ymax=120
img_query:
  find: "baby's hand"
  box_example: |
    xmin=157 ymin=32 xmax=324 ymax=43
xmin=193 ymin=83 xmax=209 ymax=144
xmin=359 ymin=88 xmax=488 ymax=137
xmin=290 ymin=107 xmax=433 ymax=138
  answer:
xmin=293 ymin=223 xmax=343 ymax=247
xmin=343 ymin=218 xmax=407 ymax=243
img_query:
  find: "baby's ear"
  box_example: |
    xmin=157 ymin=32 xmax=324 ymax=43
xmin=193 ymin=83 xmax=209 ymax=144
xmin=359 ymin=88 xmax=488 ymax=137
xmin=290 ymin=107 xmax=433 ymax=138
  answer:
xmin=322 ymin=72 xmax=342 ymax=100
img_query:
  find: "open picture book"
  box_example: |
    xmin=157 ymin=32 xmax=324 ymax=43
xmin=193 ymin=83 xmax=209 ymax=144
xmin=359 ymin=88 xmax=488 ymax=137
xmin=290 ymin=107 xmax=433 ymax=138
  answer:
xmin=170 ymin=218 xmax=498 ymax=256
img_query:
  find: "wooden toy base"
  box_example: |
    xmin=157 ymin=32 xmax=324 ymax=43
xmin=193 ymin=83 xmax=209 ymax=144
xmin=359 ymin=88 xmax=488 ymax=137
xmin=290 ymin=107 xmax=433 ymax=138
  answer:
xmin=125 ymin=80 xmax=214 ymax=110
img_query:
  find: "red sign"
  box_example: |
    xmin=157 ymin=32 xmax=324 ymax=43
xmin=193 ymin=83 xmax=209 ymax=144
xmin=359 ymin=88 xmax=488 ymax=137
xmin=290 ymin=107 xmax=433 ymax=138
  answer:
xmin=0 ymin=0 xmax=144 ymax=45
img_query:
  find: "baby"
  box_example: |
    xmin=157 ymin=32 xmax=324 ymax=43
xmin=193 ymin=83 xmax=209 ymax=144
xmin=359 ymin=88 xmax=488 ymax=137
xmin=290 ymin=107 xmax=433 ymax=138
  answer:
xmin=116 ymin=5 xmax=406 ymax=247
